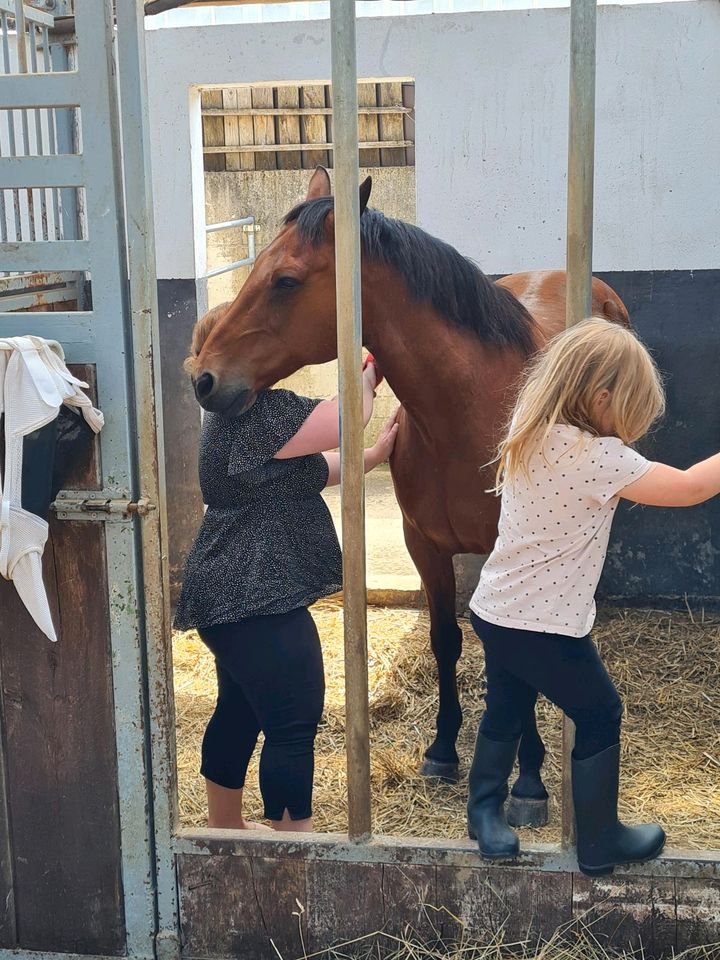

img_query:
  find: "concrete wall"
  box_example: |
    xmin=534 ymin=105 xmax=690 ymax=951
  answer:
xmin=146 ymin=2 xmax=720 ymax=604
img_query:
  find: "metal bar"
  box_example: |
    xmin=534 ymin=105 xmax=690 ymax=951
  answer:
xmin=331 ymin=0 xmax=371 ymax=841
xmin=13 ymin=0 xmax=38 ymax=244
xmin=203 ymin=255 xmax=254 ymax=279
xmin=29 ymin=23 xmax=49 ymax=241
xmin=0 ymin=239 xmax=91 ymax=270
xmin=205 ymin=215 xmax=253 ymax=232
xmin=203 ymin=140 xmax=414 ymax=154
xmin=563 ymin=0 xmax=597 ymax=850
xmin=0 ymin=310 xmax=93 ymax=348
xmin=114 ymin=2 xmax=179 ymax=956
xmin=41 ymin=25 xmax=63 ymax=240
xmin=1 ymin=12 xmax=24 ymax=242
xmin=0 ymin=154 xmax=85 ymax=187
xmin=1 ymin=71 xmax=81 ymax=109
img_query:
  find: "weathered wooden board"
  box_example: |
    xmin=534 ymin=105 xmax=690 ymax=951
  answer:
xmin=251 ymin=87 xmax=277 ymax=172
xmin=178 ymin=853 xmax=306 ymax=959
xmin=306 ymin=859 xmax=386 ymax=954
xmin=0 ymin=702 xmax=16 ymax=948
xmin=436 ymin=864 xmax=573 ymax=945
xmin=573 ymin=874 xmax=677 ymax=955
xmin=300 ymin=85 xmax=329 ymax=170
xmin=276 ymin=86 xmax=302 ymax=171
xmin=378 ymin=82 xmax=406 ymax=166
xmin=381 ymin=863 xmax=440 ymax=946
xmin=675 ymin=878 xmax=720 ymax=951
xmin=358 ymin=82 xmax=380 ymax=168
xmin=0 ymin=520 xmax=125 ymax=954
xmin=202 ymin=90 xmax=225 ymax=172
xmin=63 ymin=363 xmax=101 ymax=490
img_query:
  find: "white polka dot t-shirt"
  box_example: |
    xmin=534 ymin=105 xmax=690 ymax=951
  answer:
xmin=470 ymin=424 xmax=656 ymax=638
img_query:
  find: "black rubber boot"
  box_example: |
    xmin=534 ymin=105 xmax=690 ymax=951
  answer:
xmin=573 ymin=744 xmax=666 ymax=877
xmin=467 ymin=734 xmax=520 ymax=860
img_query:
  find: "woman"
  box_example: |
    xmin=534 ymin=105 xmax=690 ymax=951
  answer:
xmin=177 ymin=303 xmax=399 ymax=832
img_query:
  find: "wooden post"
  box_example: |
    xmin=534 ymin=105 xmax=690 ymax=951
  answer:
xmin=563 ymin=0 xmax=597 ymax=849
xmin=330 ymin=0 xmax=372 ymax=841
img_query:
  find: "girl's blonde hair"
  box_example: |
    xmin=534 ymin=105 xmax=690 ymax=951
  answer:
xmin=495 ymin=317 xmax=665 ymax=490
xmin=183 ymin=301 xmax=232 ymax=375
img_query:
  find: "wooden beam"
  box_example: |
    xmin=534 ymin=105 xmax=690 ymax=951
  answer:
xmin=203 ymin=140 xmax=412 ymax=154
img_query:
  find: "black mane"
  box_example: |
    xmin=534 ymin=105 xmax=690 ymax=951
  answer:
xmin=284 ymin=197 xmax=535 ymax=356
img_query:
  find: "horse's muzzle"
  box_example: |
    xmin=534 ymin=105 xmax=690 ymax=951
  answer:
xmin=193 ymin=372 xmax=255 ymax=416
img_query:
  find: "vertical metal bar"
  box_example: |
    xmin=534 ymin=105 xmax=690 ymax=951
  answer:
xmin=42 ymin=26 xmax=62 ymax=240
xmin=114 ymin=3 xmax=179 ymax=956
xmin=1 ymin=11 xmax=23 ymax=242
xmin=14 ymin=0 xmax=37 ymax=242
xmin=563 ymin=0 xmax=597 ymax=850
xmin=29 ymin=24 xmax=49 ymax=241
xmin=330 ymin=0 xmax=372 ymax=841
xmin=51 ymin=39 xmax=79 ymax=244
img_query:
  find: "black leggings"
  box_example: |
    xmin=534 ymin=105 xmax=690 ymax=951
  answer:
xmin=471 ymin=614 xmax=623 ymax=760
xmin=198 ymin=607 xmax=325 ymax=821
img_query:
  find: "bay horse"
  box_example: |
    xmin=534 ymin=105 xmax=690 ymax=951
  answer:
xmin=190 ymin=168 xmax=629 ymax=824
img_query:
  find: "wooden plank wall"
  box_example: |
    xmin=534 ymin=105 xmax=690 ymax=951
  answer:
xmin=201 ymin=82 xmax=414 ymax=171
xmin=0 ymin=365 xmax=126 ymax=954
xmin=177 ymin=849 xmax=720 ymax=960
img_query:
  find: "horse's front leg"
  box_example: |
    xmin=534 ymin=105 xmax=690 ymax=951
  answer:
xmin=507 ymin=702 xmax=550 ymax=827
xmin=403 ymin=522 xmax=463 ymax=783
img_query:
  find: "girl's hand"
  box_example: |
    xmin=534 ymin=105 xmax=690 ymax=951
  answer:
xmin=366 ymin=407 xmax=401 ymax=470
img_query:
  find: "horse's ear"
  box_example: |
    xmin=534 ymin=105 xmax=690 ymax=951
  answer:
xmin=359 ymin=176 xmax=372 ymax=215
xmin=307 ymin=166 xmax=332 ymax=201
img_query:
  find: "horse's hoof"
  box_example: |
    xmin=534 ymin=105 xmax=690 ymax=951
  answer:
xmin=506 ymin=794 xmax=549 ymax=828
xmin=420 ymin=758 xmax=460 ymax=784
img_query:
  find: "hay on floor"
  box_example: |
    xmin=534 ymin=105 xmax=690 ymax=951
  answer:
xmin=173 ymin=604 xmax=720 ymax=850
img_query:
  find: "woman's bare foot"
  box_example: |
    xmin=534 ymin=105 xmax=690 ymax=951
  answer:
xmin=205 ymin=780 xmax=270 ymax=830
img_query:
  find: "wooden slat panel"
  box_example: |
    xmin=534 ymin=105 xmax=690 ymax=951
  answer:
xmin=300 ymin=85 xmax=329 ymax=170
xmin=201 ymin=90 xmax=225 ymax=172
xmin=358 ymin=83 xmax=380 ymax=168
xmin=573 ymin=874 xmax=677 ymax=955
xmin=203 ymin=140 xmax=412 ymax=155
xmin=251 ymin=87 xmax=277 ymax=171
xmin=378 ymin=81 xmax=406 ymax=167
xmin=675 ymin=878 xmax=720 ymax=951
xmin=306 ymin=860 xmax=385 ymax=953
xmin=235 ymin=86 xmax=256 ymax=171
xmin=436 ymin=865 xmax=572 ymax=944
xmin=203 ymin=106 xmax=411 ymax=117
xmin=221 ymin=88 xmax=240 ymax=171
xmin=0 ymin=520 xmax=125 ymax=953
xmin=382 ymin=864 xmax=439 ymax=944
xmin=0 ymin=703 xmax=16 ymax=948
xmin=276 ymin=86 xmax=301 ymax=170
xmin=178 ymin=854 xmax=306 ymax=960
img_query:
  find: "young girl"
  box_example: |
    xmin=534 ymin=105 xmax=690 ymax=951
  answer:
xmin=467 ymin=317 xmax=720 ymax=876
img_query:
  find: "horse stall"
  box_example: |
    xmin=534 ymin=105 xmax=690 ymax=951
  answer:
xmin=1 ymin=3 xmax=719 ymax=960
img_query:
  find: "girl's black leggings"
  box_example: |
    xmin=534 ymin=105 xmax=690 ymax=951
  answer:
xmin=471 ymin=613 xmax=623 ymax=760
xmin=198 ymin=606 xmax=325 ymax=821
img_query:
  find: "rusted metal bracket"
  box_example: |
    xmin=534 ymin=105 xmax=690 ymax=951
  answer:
xmin=52 ymin=492 xmax=157 ymax=521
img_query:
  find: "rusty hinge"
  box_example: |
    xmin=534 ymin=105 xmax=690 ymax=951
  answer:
xmin=52 ymin=492 xmax=157 ymax=521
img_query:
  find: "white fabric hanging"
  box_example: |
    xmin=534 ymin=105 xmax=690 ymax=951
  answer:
xmin=0 ymin=336 xmax=104 ymax=642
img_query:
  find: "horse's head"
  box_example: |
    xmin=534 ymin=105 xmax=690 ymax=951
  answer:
xmin=191 ymin=167 xmax=372 ymax=415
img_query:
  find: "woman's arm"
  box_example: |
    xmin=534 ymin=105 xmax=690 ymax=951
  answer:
xmin=323 ymin=408 xmax=400 ymax=487
xmin=621 ymin=453 xmax=720 ymax=507
xmin=274 ymin=363 xmax=378 ymax=460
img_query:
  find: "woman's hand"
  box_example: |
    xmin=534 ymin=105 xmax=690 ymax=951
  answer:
xmin=362 ymin=360 xmax=379 ymax=394
xmin=365 ymin=407 xmax=401 ymax=471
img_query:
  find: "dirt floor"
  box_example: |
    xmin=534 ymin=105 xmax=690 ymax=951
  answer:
xmin=174 ymin=602 xmax=720 ymax=850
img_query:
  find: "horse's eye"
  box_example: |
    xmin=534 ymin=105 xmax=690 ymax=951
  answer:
xmin=273 ymin=276 xmax=301 ymax=291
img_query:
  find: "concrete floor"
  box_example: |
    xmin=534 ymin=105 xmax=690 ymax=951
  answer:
xmin=322 ymin=468 xmax=421 ymax=592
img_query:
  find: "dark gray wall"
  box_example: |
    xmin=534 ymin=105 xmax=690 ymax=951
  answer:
xmin=597 ymin=270 xmax=720 ymax=603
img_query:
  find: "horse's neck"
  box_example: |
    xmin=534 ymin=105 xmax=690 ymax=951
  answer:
xmin=363 ymin=272 xmax=522 ymax=443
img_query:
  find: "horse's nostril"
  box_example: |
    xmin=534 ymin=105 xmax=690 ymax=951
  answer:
xmin=195 ymin=371 xmax=216 ymax=401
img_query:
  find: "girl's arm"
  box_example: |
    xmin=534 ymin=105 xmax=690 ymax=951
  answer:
xmin=323 ymin=408 xmax=400 ymax=487
xmin=274 ymin=363 xmax=378 ymax=459
xmin=621 ymin=453 xmax=720 ymax=507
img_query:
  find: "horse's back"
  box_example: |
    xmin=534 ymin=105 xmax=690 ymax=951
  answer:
xmin=497 ymin=270 xmax=630 ymax=344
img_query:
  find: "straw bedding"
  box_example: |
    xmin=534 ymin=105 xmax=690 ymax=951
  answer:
xmin=173 ymin=604 xmax=720 ymax=849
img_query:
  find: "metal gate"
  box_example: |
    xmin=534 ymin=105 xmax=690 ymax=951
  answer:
xmin=0 ymin=2 xmax=175 ymax=957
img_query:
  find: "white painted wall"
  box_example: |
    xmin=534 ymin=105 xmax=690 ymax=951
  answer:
xmin=145 ymin=1 xmax=720 ymax=281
